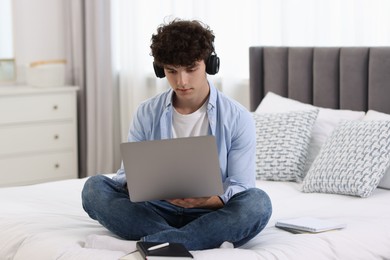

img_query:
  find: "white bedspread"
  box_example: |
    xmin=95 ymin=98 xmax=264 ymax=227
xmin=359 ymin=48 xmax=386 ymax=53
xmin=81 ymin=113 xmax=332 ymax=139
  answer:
xmin=1 ymin=176 xmax=389 ymax=260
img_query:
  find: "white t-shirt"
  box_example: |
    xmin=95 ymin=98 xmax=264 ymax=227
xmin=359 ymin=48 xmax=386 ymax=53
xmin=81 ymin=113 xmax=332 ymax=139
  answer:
xmin=172 ymin=101 xmax=209 ymax=138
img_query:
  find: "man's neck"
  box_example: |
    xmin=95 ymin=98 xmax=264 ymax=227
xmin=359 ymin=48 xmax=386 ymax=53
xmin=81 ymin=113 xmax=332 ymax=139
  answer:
xmin=173 ymin=92 xmax=209 ymax=115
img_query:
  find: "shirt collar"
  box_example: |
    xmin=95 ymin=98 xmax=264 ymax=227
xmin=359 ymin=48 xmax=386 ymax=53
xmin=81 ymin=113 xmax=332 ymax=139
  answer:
xmin=208 ymin=81 xmax=217 ymax=110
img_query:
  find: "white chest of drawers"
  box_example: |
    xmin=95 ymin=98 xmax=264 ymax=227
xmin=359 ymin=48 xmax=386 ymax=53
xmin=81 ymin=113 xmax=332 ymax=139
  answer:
xmin=0 ymin=86 xmax=79 ymax=186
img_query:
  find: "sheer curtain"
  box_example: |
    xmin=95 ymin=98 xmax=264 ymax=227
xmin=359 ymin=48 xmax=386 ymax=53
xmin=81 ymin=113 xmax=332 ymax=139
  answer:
xmin=60 ymin=0 xmax=390 ymax=178
xmin=64 ymin=0 xmax=121 ymax=177
xmin=112 ymin=0 xmax=390 ymax=141
xmin=63 ymin=0 xmax=390 ymax=178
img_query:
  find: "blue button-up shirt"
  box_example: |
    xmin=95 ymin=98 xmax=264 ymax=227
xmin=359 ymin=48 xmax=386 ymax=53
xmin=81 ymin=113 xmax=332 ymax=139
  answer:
xmin=113 ymin=82 xmax=256 ymax=203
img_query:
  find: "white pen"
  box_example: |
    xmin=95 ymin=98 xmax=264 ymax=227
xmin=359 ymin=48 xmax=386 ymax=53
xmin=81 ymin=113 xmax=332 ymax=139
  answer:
xmin=148 ymin=242 xmax=170 ymax=251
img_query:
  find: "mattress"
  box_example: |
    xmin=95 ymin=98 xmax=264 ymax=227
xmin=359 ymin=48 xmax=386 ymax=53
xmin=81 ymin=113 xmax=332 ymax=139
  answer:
xmin=1 ymin=175 xmax=389 ymax=260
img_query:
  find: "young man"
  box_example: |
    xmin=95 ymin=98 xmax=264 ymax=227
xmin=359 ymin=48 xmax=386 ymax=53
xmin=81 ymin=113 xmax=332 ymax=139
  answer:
xmin=82 ymin=18 xmax=272 ymax=250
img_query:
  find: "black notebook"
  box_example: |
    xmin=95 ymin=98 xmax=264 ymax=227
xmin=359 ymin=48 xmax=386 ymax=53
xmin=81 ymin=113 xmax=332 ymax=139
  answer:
xmin=136 ymin=242 xmax=193 ymax=259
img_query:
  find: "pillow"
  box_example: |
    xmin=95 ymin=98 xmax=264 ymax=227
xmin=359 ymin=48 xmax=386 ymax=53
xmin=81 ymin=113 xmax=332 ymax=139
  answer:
xmin=253 ymin=109 xmax=318 ymax=182
xmin=363 ymin=110 xmax=390 ymax=189
xmin=256 ymin=92 xmax=365 ymax=177
xmin=302 ymin=120 xmax=390 ymax=197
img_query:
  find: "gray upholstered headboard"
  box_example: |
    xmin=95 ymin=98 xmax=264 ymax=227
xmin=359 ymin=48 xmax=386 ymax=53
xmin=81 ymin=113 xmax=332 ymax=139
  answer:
xmin=249 ymin=47 xmax=390 ymax=114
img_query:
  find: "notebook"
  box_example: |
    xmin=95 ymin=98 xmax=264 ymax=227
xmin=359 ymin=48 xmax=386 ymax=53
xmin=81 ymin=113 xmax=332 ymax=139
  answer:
xmin=136 ymin=242 xmax=193 ymax=259
xmin=120 ymin=135 xmax=224 ymax=202
xmin=275 ymin=217 xmax=347 ymax=233
xmin=119 ymin=242 xmax=193 ymax=260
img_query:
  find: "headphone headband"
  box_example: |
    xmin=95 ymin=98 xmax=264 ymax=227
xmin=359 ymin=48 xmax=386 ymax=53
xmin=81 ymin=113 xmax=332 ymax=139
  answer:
xmin=153 ymin=53 xmax=220 ymax=78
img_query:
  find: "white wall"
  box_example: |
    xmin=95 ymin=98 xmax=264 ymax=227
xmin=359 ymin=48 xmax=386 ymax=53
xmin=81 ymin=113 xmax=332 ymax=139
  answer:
xmin=13 ymin=0 xmax=66 ymax=83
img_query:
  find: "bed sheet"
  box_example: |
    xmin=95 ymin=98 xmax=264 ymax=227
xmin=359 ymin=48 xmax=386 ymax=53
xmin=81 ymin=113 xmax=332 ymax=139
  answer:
xmin=0 ymin=176 xmax=389 ymax=260
xmin=245 ymin=181 xmax=390 ymax=259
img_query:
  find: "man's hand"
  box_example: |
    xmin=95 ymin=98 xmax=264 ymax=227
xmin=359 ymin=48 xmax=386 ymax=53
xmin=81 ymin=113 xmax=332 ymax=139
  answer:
xmin=167 ymin=196 xmax=224 ymax=209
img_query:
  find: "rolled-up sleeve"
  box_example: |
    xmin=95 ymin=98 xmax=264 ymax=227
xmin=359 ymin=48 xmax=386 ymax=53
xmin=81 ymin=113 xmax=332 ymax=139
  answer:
xmin=219 ymin=110 xmax=256 ymax=203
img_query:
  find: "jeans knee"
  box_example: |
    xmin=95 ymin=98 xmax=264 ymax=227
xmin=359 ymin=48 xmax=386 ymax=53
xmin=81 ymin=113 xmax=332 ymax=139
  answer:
xmin=225 ymin=188 xmax=272 ymax=247
xmin=242 ymin=188 xmax=272 ymax=221
xmin=82 ymin=175 xmax=101 ymax=197
xmin=82 ymin=175 xmax=107 ymax=211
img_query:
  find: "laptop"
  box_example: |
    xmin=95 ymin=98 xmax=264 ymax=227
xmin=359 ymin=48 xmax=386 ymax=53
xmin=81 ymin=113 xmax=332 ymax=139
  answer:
xmin=120 ymin=135 xmax=224 ymax=202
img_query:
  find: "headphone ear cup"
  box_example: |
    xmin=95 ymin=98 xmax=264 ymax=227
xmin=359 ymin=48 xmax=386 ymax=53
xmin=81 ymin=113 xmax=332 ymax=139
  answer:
xmin=206 ymin=55 xmax=220 ymax=75
xmin=153 ymin=62 xmax=165 ymax=78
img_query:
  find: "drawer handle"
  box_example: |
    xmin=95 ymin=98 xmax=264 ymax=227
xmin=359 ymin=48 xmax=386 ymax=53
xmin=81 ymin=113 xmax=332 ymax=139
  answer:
xmin=53 ymin=105 xmax=58 ymax=110
xmin=54 ymin=163 xmax=60 ymax=169
xmin=54 ymin=134 xmax=59 ymax=140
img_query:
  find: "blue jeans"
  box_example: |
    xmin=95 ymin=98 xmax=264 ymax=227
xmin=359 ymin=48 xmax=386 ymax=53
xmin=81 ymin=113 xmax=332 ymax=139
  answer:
xmin=82 ymin=175 xmax=272 ymax=250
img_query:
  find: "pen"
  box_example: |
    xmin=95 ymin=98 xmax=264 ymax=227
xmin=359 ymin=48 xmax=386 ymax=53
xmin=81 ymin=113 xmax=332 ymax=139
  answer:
xmin=148 ymin=242 xmax=170 ymax=251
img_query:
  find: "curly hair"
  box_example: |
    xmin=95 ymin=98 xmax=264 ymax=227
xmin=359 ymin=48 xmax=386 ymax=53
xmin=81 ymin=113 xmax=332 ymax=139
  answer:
xmin=150 ymin=18 xmax=215 ymax=67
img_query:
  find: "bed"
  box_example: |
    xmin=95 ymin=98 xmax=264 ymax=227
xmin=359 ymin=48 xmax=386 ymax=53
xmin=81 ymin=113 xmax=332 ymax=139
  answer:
xmin=1 ymin=46 xmax=390 ymax=260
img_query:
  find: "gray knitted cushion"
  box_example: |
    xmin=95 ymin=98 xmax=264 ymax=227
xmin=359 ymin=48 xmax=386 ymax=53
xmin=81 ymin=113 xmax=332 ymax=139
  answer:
xmin=302 ymin=120 xmax=390 ymax=197
xmin=253 ymin=110 xmax=318 ymax=182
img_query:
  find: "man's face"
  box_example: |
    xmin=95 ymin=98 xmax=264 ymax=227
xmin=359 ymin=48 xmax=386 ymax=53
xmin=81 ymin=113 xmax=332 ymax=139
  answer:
xmin=163 ymin=60 xmax=209 ymax=103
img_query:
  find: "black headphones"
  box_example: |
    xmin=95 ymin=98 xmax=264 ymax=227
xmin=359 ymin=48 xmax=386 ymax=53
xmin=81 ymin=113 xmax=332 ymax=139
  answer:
xmin=153 ymin=52 xmax=220 ymax=78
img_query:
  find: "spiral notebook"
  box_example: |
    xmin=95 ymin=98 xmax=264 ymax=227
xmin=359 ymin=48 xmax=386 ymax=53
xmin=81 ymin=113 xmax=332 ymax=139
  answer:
xmin=275 ymin=217 xmax=347 ymax=233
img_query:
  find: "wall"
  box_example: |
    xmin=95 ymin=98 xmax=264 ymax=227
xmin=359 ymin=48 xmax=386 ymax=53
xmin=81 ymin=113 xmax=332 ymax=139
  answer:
xmin=11 ymin=0 xmax=250 ymax=108
xmin=13 ymin=0 xmax=66 ymax=83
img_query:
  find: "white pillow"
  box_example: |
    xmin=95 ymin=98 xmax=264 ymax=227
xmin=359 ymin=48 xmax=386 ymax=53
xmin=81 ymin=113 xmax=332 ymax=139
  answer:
xmin=302 ymin=120 xmax=390 ymax=197
xmin=255 ymin=92 xmax=365 ymax=177
xmin=253 ymin=110 xmax=318 ymax=182
xmin=363 ymin=110 xmax=390 ymax=189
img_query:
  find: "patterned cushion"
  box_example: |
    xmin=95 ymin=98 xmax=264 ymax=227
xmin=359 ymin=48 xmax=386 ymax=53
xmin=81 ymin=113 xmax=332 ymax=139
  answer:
xmin=363 ymin=110 xmax=390 ymax=189
xmin=302 ymin=121 xmax=390 ymax=197
xmin=253 ymin=110 xmax=318 ymax=182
